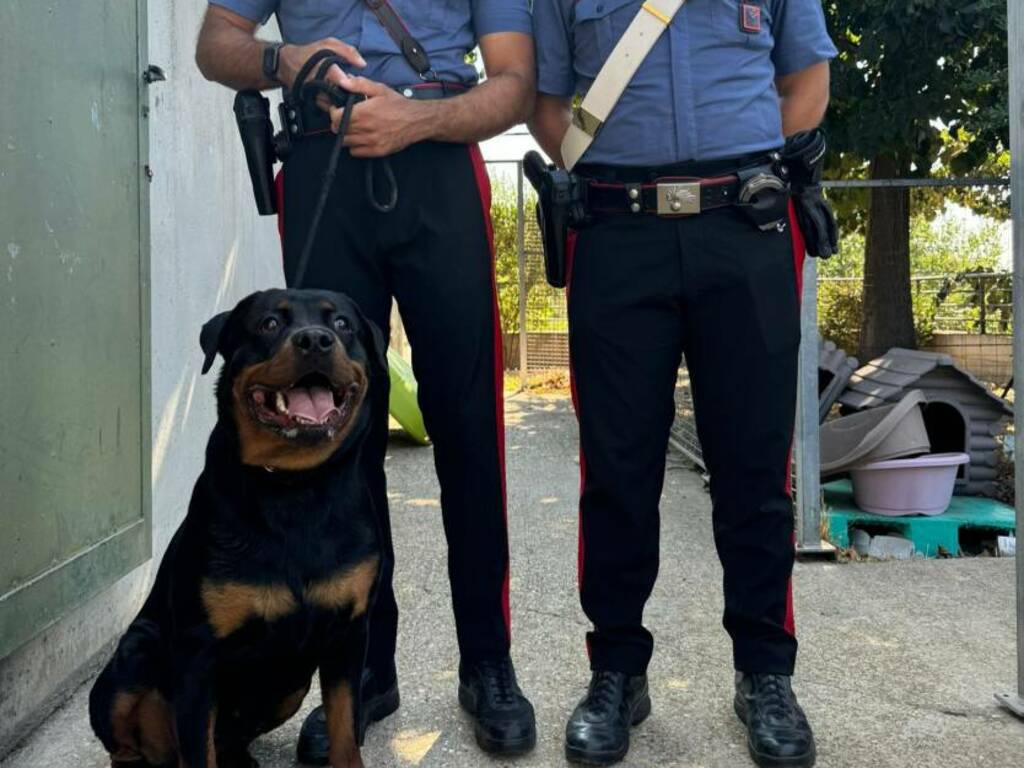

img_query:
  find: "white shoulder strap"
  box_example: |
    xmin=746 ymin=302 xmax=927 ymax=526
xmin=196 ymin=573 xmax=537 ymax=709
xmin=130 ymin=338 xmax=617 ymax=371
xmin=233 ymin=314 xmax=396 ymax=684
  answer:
xmin=560 ymin=0 xmax=687 ymax=171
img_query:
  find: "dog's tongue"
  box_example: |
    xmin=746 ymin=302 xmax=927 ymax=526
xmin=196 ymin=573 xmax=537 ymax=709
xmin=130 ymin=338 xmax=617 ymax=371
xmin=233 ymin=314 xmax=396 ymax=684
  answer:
xmin=285 ymin=386 xmax=336 ymax=423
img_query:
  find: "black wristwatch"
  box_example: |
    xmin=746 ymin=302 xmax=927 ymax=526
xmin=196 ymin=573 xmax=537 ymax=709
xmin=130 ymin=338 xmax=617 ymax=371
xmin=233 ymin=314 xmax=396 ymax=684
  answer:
xmin=262 ymin=42 xmax=285 ymax=84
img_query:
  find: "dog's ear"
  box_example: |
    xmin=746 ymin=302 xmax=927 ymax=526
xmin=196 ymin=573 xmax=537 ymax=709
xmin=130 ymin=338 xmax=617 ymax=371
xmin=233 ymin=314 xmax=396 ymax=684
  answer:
xmin=200 ymin=311 xmax=232 ymax=375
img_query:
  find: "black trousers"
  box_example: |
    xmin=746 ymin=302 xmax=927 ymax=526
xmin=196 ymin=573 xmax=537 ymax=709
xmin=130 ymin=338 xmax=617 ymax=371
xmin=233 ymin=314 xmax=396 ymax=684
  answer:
xmin=569 ymin=188 xmax=804 ymax=676
xmin=279 ymin=138 xmax=510 ymax=676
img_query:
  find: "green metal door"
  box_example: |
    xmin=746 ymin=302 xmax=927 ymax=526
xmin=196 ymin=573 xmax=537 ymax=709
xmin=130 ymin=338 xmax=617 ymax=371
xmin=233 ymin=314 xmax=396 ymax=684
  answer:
xmin=0 ymin=1 xmax=150 ymax=658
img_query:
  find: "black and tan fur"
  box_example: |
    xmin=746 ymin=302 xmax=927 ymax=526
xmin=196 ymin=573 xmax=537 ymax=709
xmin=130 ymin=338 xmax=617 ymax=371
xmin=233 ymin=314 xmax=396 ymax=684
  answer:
xmin=89 ymin=289 xmax=387 ymax=768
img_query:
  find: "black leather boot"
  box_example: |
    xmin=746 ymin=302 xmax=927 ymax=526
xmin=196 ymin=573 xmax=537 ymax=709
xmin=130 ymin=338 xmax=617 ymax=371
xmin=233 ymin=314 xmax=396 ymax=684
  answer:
xmin=564 ymin=671 xmax=651 ymax=765
xmin=457 ymin=656 xmax=536 ymax=755
xmin=734 ymin=672 xmax=816 ymax=768
xmin=296 ymin=663 xmax=400 ymax=765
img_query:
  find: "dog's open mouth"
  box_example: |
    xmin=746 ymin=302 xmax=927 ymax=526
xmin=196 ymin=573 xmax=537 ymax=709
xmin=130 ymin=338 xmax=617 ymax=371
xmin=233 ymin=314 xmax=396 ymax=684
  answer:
xmin=247 ymin=372 xmax=361 ymax=439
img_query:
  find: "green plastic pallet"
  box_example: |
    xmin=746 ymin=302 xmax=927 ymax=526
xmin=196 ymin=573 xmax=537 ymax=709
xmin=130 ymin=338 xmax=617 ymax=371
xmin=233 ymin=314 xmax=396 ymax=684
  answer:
xmin=824 ymin=480 xmax=1015 ymax=557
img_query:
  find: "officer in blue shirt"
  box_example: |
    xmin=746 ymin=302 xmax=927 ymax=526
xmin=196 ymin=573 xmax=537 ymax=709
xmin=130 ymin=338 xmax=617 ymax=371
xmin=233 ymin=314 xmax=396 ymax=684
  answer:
xmin=530 ymin=1 xmax=836 ymax=766
xmin=196 ymin=1 xmax=537 ymax=762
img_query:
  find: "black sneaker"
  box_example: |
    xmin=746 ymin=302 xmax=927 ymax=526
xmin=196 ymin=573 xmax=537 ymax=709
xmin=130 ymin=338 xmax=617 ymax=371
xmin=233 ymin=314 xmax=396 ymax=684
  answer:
xmin=734 ymin=673 xmax=816 ymax=768
xmin=296 ymin=663 xmax=400 ymax=765
xmin=457 ymin=656 xmax=536 ymax=755
xmin=564 ymin=671 xmax=651 ymax=765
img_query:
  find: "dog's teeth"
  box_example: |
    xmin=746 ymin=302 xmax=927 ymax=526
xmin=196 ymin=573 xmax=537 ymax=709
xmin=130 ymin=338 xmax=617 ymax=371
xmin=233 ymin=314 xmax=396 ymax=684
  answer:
xmin=275 ymin=391 xmax=287 ymax=413
xmin=283 ymin=428 xmax=298 ymax=438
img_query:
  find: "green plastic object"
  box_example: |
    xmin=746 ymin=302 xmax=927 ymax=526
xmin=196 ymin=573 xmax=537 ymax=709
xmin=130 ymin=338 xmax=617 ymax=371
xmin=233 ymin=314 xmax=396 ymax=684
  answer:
xmin=388 ymin=350 xmax=429 ymax=445
xmin=824 ymin=480 xmax=1015 ymax=557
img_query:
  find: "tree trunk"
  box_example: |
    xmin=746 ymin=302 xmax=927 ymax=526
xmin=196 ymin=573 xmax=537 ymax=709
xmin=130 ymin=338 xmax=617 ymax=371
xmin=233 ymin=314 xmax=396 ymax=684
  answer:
xmin=858 ymin=154 xmax=915 ymax=361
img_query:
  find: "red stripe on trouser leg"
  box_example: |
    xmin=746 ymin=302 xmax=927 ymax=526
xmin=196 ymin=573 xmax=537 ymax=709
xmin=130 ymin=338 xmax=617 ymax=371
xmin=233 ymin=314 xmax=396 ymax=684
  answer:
xmin=274 ymin=169 xmax=285 ymax=249
xmin=782 ymin=200 xmax=806 ymax=638
xmin=467 ymin=144 xmax=511 ymax=640
xmin=788 ymin=200 xmax=806 ymax=297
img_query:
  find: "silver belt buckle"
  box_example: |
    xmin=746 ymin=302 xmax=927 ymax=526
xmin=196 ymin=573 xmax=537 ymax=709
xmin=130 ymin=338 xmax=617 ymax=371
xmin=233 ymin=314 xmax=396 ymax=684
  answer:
xmin=656 ymin=182 xmax=701 ymax=215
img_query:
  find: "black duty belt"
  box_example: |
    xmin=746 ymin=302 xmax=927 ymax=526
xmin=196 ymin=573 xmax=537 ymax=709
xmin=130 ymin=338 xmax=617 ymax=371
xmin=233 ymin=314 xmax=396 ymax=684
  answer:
xmin=584 ymin=175 xmax=741 ymax=217
xmin=393 ymin=81 xmax=469 ymax=100
xmin=578 ymin=153 xmax=788 ymax=219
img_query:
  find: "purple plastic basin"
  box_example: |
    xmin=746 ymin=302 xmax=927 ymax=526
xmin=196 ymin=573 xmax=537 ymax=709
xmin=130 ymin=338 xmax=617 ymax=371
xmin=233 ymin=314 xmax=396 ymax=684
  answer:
xmin=850 ymin=452 xmax=970 ymax=517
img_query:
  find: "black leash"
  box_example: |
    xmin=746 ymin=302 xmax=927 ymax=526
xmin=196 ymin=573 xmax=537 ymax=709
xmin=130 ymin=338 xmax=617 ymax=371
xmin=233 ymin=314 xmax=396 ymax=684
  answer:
xmin=289 ymin=51 xmax=398 ymax=288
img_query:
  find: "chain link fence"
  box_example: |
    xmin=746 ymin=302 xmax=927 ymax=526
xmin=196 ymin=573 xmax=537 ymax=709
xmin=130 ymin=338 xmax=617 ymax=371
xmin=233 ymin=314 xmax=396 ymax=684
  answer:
xmin=488 ymin=161 xmax=570 ymax=377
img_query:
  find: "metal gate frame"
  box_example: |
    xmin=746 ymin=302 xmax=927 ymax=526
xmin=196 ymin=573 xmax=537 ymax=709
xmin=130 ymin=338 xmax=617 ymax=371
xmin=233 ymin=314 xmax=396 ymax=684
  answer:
xmin=996 ymin=0 xmax=1024 ymax=720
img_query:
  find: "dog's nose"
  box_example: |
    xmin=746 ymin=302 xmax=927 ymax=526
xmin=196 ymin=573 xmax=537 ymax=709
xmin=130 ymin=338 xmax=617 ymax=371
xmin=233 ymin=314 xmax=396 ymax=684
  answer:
xmin=293 ymin=327 xmax=335 ymax=355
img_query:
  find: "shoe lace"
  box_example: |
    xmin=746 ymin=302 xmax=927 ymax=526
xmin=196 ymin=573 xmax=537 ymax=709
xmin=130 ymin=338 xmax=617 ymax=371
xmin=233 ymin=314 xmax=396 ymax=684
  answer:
xmin=478 ymin=657 xmax=518 ymax=708
xmin=755 ymin=674 xmax=797 ymax=724
xmin=589 ymin=671 xmax=623 ymax=715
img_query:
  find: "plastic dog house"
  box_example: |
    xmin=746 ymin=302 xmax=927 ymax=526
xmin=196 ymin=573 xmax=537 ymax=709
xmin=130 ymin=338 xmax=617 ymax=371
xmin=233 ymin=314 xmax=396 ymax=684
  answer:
xmin=838 ymin=348 xmax=1012 ymax=496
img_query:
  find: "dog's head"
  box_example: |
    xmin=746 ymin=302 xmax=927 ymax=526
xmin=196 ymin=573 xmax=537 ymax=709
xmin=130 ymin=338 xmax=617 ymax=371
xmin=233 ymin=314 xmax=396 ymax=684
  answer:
xmin=200 ymin=289 xmax=386 ymax=471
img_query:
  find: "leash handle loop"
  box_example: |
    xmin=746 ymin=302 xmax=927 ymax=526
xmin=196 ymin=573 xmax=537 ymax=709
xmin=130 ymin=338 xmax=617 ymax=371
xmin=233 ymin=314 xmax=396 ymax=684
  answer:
xmin=289 ymin=48 xmax=345 ymax=95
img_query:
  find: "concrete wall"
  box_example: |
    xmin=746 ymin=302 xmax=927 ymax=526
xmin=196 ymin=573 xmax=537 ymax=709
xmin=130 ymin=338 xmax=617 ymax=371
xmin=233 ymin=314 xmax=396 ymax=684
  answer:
xmin=0 ymin=1 xmax=281 ymax=755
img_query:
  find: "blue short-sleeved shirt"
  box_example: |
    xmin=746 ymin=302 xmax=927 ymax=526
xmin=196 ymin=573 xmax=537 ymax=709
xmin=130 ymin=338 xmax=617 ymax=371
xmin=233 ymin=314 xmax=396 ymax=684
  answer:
xmin=211 ymin=0 xmax=531 ymax=86
xmin=533 ymin=0 xmax=837 ymax=165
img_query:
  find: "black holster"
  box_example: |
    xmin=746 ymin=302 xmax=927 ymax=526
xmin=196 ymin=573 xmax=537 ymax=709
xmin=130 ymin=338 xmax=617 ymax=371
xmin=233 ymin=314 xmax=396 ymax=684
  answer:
xmin=523 ymin=151 xmax=590 ymax=288
xmin=234 ymin=90 xmax=279 ymax=216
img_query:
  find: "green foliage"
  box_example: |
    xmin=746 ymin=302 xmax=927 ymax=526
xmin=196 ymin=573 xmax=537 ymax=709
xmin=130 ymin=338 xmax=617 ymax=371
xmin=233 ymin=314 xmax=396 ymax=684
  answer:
xmin=823 ymin=1 xmax=1009 ymax=243
xmin=817 ymin=278 xmax=863 ymax=354
xmin=825 ymin=0 xmax=1008 ymax=177
xmin=822 ymin=0 xmax=1008 ymax=357
xmin=817 ymin=206 xmax=1007 ymax=352
xmin=492 ymin=181 xmax=523 ymax=333
xmin=491 ymin=180 xmax=553 ymax=333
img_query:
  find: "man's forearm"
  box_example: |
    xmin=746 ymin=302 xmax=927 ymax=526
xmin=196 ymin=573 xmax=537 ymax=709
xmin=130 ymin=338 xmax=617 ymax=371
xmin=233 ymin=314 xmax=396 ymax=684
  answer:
xmin=413 ymin=70 xmax=535 ymax=145
xmin=776 ymin=61 xmax=830 ymax=137
xmin=779 ymin=93 xmax=827 ymax=136
xmin=196 ymin=9 xmax=276 ymax=91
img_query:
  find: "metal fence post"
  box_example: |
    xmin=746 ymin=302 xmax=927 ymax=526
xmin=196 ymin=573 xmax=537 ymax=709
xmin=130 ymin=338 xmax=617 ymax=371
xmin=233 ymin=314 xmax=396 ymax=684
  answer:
xmin=995 ymin=0 xmax=1024 ymax=720
xmin=979 ymin=276 xmax=989 ymax=335
xmin=795 ymin=255 xmax=833 ymax=556
xmin=517 ymin=161 xmax=529 ymax=388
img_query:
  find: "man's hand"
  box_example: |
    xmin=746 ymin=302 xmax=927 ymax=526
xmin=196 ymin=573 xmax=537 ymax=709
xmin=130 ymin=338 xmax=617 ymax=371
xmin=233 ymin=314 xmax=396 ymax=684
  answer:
xmin=328 ymin=78 xmax=430 ymax=158
xmin=322 ymin=32 xmax=534 ymax=156
xmin=278 ymin=38 xmax=366 ymax=93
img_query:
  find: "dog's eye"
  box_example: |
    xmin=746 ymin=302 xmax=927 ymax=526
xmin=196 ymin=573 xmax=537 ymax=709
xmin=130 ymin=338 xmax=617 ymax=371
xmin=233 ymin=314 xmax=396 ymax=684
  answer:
xmin=333 ymin=317 xmax=351 ymax=334
xmin=259 ymin=316 xmax=280 ymax=334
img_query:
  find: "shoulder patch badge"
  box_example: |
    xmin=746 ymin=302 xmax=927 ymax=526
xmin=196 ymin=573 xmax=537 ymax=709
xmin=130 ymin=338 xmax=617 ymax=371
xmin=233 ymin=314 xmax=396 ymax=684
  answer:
xmin=740 ymin=2 xmax=762 ymax=34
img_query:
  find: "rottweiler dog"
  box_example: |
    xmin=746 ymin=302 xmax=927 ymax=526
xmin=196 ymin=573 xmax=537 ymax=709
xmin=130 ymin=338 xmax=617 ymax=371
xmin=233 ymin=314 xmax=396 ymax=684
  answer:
xmin=89 ymin=289 xmax=387 ymax=768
